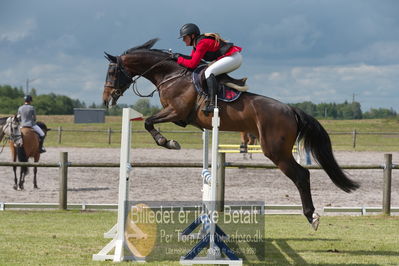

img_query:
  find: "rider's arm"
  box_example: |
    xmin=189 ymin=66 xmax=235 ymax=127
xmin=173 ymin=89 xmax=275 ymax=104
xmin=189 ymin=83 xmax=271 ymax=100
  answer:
xmin=177 ymin=38 xmax=214 ymax=69
xmin=32 ymin=107 xmax=37 ymax=123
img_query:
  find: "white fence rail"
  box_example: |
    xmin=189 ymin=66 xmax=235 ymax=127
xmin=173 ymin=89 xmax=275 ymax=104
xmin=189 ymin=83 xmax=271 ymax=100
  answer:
xmin=0 ymin=153 xmax=397 ymax=215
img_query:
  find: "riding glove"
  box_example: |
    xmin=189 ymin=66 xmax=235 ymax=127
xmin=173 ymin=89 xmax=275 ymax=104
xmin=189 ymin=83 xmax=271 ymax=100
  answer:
xmin=170 ymin=53 xmax=182 ymax=61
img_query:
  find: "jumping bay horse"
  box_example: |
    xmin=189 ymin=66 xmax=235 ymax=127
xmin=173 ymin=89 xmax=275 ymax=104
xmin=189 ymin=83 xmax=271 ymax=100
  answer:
xmin=102 ymin=39 xmax=359 ymax=230
xmin=1 ymin=116 xmax=49 ymax=190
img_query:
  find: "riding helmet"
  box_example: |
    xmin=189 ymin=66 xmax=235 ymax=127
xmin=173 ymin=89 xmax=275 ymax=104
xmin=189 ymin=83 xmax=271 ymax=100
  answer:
xmin=179 ymin=23 xmax=200 ymax=38
xmin=24 ymin=95 xmax=33 ymax=102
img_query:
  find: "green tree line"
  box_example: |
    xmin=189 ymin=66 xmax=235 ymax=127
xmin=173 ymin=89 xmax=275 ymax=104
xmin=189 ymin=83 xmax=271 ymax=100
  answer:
xmin=289 ymin=101 xmax=397 ymax=119
xmin=0 ymin=84 xmax=396 ymax=119
xmin=0 ymin=85 xmax=85 ymax=115
xmin=88 ymin=99 xmax=161 ymax=116
xmin=0 ymin=85 xmax=160 ymax=116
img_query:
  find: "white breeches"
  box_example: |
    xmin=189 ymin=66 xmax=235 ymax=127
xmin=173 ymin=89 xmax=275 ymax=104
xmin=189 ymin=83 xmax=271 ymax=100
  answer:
xmin=204 ymin=52 xmax=242 ymax=78
xmin=32 ymin=125 xmax=45 ymax=137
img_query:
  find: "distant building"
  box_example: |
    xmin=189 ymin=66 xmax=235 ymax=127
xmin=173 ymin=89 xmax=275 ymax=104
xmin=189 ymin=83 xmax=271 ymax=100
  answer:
xmin=74 ymin=108 xmax=105 ymax=123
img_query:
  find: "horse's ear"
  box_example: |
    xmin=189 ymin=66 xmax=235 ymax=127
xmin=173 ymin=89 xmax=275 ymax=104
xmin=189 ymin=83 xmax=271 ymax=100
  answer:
xmin=142 ymin=38 xmax=159 ymax=49
xmin=124 ymin=38 xmax=159 ymax=54
xmin=104 ymin=52 xmax=117 ymax=63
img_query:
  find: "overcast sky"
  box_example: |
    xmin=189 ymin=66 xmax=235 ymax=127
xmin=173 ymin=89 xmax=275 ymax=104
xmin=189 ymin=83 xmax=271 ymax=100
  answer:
xmin=1 ymin=0 xmax=398 ymax=111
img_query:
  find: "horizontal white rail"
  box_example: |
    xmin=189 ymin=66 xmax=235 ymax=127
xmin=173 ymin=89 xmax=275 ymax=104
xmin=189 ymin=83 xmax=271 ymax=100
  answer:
xmin=324 ymin=206 xmax=399 ymax=215
xmin=1 ymin=202 xmax=397 ymax=215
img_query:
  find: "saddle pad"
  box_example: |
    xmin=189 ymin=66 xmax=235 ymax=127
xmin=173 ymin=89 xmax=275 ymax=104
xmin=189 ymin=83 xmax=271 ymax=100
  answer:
xmin=192 ymin=65 xmax=242 ymax=102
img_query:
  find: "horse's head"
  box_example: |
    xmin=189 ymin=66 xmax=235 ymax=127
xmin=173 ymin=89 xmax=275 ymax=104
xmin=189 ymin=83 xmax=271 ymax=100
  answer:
xmin=2 ymin=115 xmax=20 ymax=139
xmin=102 ymin=53 xmax=134 ymax=108
xmin=102 ymin=38 xmax=166 ymax=108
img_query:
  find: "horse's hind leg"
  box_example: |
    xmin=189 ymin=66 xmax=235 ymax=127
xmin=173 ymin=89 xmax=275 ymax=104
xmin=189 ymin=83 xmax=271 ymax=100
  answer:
xmin=247 ymin=133 xmax=256 ymax=159
xmin=13 ymin=166 xmax=18 ymax=190
xmin=240 ymin=132 xmax=249 ymax=160
xmin=277 ymin=158 xmax=320 ymax=230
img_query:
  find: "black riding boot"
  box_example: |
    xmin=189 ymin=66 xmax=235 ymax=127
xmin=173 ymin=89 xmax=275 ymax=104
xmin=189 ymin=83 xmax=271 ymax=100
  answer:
xmin=202 ymin=74 xmax=217 ymax=115
xmin=39 ymin=136 xmax=46 ymax=153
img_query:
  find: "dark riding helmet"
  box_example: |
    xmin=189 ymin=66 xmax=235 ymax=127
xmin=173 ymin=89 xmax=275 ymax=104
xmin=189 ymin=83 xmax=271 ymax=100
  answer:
xmin=24 ymin=95 xmax=33 ymax=102
xmin=179 ymin=23 xmax=200 ymax=38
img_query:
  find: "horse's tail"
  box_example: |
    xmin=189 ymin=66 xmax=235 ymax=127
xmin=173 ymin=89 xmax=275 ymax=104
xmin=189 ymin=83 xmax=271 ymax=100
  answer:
xmin=16 ymin=145 xmax=29 ymax=175
xmin=292 ymin=107 xmax=360 ymax=192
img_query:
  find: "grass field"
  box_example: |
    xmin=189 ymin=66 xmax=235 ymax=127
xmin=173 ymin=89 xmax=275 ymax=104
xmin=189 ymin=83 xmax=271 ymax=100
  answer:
xmin=1 ymin=115 xmax=398 ymax=265
xmin=1 ymin=114 xmax=395 ymax=151
xmin=0 ymin=211 xmax=398 ymax=265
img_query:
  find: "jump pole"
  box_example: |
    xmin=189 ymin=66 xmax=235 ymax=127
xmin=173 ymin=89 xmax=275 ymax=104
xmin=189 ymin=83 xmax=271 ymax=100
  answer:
xmin=92 ymin=108 xmax=144 ymax=262
xmin=180 ymin=104 xmax=242 ymax=266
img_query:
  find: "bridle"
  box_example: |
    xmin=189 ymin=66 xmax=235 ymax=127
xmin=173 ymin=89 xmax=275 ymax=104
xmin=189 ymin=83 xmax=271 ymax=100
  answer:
xmin=108 ymin=53 xmax=186 ymax=100
xmin=1 ymin=116 xmax=22 ymax=149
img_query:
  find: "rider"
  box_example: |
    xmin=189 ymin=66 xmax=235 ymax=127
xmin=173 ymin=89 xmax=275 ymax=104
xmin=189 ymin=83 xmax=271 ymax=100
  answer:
xmin=17 ymin=95 xmax=46 ymax=153
xmin=172 ymin=23 xmax=243 ymax=114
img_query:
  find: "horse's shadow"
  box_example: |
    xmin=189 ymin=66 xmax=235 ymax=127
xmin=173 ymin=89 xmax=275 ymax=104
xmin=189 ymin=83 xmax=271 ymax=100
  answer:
xmin=226 ymin=237 xmax=394 ymax=265
xmin=67 ymin=187 xmax=110 ymax=192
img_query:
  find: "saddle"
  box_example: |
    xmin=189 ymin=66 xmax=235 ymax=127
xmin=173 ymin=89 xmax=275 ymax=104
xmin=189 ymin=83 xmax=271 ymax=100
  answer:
xmin=192 ymin=65 xmax=248 ymax=102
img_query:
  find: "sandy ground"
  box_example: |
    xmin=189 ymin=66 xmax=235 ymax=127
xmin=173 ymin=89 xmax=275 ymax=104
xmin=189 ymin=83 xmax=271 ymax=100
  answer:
xmin=0 ymin=147 xmax=398 ymax=214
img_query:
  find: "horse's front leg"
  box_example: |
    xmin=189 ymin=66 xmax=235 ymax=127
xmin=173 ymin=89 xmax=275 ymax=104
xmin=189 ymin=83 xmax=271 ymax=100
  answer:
xmin=33 ymin=156 xmax=39 ymax=189
xmin=13 ymin=166 xmax=18 ymax=190
xmin=33 ymin=166 xmax=38 ymax=189
xmin=18 ymin=167 xmax=26 ymax=190
xmin=12 ymin=148 xmax=18 ymax=190
xmin=144 ymin=107 xmax=181 ymax=150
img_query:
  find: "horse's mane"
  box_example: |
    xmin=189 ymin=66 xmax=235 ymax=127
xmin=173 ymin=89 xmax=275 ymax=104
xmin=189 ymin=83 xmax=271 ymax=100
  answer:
xmin=121 ymin=38 xmax=189 ymax=73
xmin=123 ymin=38 xmax=168 ymax=57
xmin=0 ymin=117 xmax=9 ymax=126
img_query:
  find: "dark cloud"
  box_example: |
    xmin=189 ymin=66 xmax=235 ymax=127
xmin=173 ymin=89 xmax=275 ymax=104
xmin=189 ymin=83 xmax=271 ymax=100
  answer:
xmin=0 ymin=0 xmax=398 ymax=110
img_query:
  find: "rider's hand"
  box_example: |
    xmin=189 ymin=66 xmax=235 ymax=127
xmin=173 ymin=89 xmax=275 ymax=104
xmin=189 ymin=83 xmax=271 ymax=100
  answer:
xmin=170 ymin=53 xmax=181 ymax=61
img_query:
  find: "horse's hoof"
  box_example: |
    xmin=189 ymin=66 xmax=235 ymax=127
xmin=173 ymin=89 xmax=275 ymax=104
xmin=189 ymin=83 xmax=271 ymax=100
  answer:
xmin=34 ymin=186 xmax=39 ymax=189
xmin=156 ymin=137 xmax=167 ymax=146
xmin=166 ymin=140 xmax=181 ymax=150
xmin=311 ymin=213 xmax=320 ymax=231
xmin=13 ymin=185 xmax=18 ymax=190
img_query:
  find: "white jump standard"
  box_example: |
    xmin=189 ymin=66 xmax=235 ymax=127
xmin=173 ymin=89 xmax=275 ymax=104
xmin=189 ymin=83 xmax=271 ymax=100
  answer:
xmin=92 ymin=108 xmax=145 ymax=262
xmin=180 ymin=105 xmax=243 ymax=266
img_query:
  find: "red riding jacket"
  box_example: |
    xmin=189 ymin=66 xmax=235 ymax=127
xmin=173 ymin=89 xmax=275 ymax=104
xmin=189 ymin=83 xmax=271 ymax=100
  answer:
xmin=177 ymin=36 xmax=242 ymax=69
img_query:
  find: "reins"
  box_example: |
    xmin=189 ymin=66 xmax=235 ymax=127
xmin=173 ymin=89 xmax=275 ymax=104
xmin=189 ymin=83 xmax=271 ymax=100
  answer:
xmin=123 ymin=55 xmax=171 ymax=98
xmin=116 ymin=52 xmax=187 ymax=98
xmin=156 ymin=69 xmax=188 ymax=88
